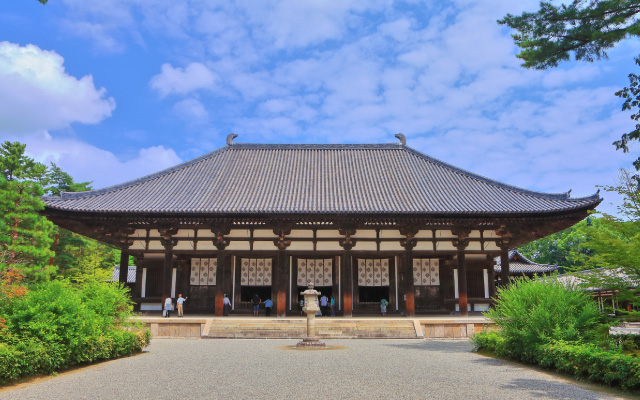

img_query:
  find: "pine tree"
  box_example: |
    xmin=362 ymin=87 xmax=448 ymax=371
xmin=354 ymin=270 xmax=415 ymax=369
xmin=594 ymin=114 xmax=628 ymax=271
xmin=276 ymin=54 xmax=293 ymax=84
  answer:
xmin=0 ymin=142 xmax=54 ymax=284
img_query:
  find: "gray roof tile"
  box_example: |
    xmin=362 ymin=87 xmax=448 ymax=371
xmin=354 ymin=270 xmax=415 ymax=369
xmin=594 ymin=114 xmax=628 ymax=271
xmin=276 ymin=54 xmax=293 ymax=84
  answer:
xmin=495 ymin=249 xmax=560 ymax=274
xmin=43 ymin=143 xmax=601 ymax=215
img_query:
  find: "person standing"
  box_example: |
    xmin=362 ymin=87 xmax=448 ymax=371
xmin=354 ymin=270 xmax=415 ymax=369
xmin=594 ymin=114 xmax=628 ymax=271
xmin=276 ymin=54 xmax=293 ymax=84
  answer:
xmin=223 ymin=294 xmax=231 ymax=316
xmin=163 ymin=297 xmax=173 ymax=318
xmin=251 ymin=293 xmax=261 ymax=316
xmin=299 ymin=298 xmax=305 ymax=316
xmin=176 ymin=294 xmax=188 ymax=317
xmin=380 ymin=298 xmax=389 ymax=316
xmin=320 ymin=294 xmax=328 ymax=316
xmin=330 ymin=296 xmax=336 ymax=317
xmin=264 ymin=298 xmax=273 ymax=316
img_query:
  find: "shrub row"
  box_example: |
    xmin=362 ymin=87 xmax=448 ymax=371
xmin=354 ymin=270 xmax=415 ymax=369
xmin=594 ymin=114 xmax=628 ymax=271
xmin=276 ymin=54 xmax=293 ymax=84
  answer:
xmin=0 ymin=280 xmax=151 ymax=385
xmin=473 ymin=330 xmax=640 ymax=392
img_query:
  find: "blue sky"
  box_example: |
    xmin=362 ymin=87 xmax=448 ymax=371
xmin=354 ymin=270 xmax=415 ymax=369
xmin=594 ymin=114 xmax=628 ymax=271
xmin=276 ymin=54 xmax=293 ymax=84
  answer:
xmin=0 ymin=0 xmax=638 ymax=215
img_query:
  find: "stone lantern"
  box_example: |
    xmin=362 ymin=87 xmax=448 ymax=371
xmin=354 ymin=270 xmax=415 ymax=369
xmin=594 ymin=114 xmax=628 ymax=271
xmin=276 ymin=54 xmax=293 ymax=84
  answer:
xmin=296 ymin=282 xmax=326 ymax=348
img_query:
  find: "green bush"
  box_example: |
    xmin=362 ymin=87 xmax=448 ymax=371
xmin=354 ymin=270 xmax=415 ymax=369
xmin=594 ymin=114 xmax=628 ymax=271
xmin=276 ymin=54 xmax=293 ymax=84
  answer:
xmin=0 ymin=280 xmax=150 ymax=384
xmin=536 ymin=341 xmax=640 ymax=391
xmin=484 ymin=277 xmax=605 ymax=361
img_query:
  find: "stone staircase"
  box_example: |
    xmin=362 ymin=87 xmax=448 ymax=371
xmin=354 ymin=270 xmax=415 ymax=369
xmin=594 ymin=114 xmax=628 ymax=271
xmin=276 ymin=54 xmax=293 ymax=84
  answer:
xmin=205 ymin=318 xmax=418 ymax=339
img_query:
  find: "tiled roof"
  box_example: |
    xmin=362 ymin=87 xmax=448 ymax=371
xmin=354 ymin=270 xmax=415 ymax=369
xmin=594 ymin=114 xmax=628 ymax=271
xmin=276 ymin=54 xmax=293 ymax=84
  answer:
xmin=495 ymin=249 xmax=559 ymax=274
xmin=109 ymin=266 xmax=136 ymax=283
xmin=43 ymin=142 xmax=601 ymax=215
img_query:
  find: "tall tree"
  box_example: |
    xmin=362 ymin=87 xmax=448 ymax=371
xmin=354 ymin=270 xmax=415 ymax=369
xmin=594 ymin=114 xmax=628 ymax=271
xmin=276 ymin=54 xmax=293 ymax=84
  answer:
xmin=579 ymin=170 xmax=640 ymax=310
xmin=45 ymin=163 xmax=92 ymax=196
xmin=499 ymin=1 xmax=640 ymax=170
xmin=0 ymin=142 xmax=54 ymax=283
xmin=499 ymin=1 xmax=640 ymax=70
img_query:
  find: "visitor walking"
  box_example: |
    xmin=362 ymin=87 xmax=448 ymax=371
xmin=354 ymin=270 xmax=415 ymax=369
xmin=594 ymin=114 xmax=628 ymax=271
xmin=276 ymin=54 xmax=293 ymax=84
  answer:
xmin=380 ymin=298 xmax=388 ymax=316
xmin=223 ymin=294 xmax=231 ymax=316
xmin=264 ymin=298 xmax=273 ymax=316
xmin=251 ymin=293 xmax=261 ymax=316
xmin=176 ymin=294 xmax=188 ymax=317
xmin=320 ymin=294 xmax=328 ymax=316
xmin=299 ymin=298 xmax=305 ymax=315
xmin=163 ymin=297 xmax=173 ymax=318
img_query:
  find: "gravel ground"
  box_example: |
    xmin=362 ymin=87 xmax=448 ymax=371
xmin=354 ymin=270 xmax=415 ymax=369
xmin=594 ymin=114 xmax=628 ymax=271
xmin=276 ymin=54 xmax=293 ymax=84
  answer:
xmin=0 ymin=339 xmax=632 ymax=400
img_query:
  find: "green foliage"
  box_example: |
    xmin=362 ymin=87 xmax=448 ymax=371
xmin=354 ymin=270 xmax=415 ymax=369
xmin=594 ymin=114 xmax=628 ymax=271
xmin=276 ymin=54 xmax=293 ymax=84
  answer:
xmin=615 ymin=58 xmax=640 ymax=171
xmin=0 ymin=142 xmax=54 ymax=283
xmin=536 ymin=341 xmax=640 ymax=391
xmin=0 ymin=280 xmax=150 ymax=384
xmin=519 ymin=219 xmax=596 ymax=270
xmin=45 ymin=163 xmax=92 ymax=197
xmin=53 ymin=229 xmax=118 ymax=283
xmin=499 ymin=1 xmax=640 ymax=70
xmin=484 ymin=277 xmax=605 ymax=361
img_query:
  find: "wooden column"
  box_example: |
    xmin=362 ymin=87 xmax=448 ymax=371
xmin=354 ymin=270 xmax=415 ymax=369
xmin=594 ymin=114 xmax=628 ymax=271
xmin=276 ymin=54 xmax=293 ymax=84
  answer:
xmin=456 ymin=249 xmax=468 ymax=316
xmin=339 ymin=227 xmax=356 ymax=317
xmin=215 ymin=251 xmax=226 ymax=316
xmin=162 ymin=246 xmax=174 ymax=301
xmin=488 ymin=258 xmax=497 ymax=299
xmin=159 ymin=227 xmax=178 ymax=305
xmin=118 ymin=249 xmax=129 ymax=284
xmin=133 ymin=262 xmax=143 ymax=311
xmin=273 ymin=228 xmax=292 ymax=317
xmin=500 ymin=247 xmax=510 ymax=286
xmin=276 ymin=250 xmax=288 ymax=317
xmin=400 ymin=225 xmax=418 ymax=317
xmin=452 ymin=227 xmax=471 ymax=317
xmin=402 ymin=249 xmax=415 ymax=317
xmin=341 ymin=250 xmax=353 ymax=317
xmin=212 ymin=226 xmax=231 ymax=317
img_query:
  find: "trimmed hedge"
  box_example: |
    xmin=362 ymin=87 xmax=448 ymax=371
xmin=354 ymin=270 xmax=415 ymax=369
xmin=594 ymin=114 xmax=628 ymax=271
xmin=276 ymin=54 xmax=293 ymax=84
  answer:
xmin=0 ymin=280 xmax=151 ymax=384
xmin=473 ymin=330 xmax=640 ymax=392
xmin=538 ymin=341 xmax=640 ymax=391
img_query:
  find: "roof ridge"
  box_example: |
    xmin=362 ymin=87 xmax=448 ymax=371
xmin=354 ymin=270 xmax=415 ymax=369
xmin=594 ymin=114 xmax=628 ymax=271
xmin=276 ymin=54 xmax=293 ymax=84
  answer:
xmin=402 ymin=146 xmax=600 ymax=202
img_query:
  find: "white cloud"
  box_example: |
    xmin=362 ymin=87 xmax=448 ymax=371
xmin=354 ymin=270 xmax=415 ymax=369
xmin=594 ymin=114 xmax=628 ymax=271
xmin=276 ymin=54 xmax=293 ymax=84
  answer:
xmin=0 ymin=41 xmax=115 ymax=134
xmin=18 ymin=132 xmax=182 ymax=190
xmin=150 ymin=62 xmax=217 ymax=97
xmin=172 ymin=97 xmax=209 ymax=124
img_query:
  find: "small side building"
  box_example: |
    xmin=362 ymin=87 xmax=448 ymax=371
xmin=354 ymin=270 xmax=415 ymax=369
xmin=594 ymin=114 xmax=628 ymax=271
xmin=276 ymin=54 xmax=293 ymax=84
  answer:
xmin=495 ymin=249 xmax=559 ymax=285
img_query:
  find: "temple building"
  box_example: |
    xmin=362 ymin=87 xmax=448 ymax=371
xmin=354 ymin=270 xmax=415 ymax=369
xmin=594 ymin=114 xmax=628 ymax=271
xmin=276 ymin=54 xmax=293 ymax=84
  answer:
xmin=42 ymin=134 xmax=600 ymax=317
xmin=494 ymin=249 xmax=560 ymax=283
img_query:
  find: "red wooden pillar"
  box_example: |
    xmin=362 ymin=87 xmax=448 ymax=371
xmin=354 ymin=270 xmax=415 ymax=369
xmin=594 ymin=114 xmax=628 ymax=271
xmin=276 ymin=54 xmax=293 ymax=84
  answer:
xmin=214 ymin=251 xmax=225 ymax=316
xmin=276 ymin=249 xmax=288 ymax=317
xmin=403 ymin=249 xmax=415 ymax=317
xmin=457 ymin=249 xmax=468 ymax=316
xmin=341 ymin=250 xmax=353 ymax=317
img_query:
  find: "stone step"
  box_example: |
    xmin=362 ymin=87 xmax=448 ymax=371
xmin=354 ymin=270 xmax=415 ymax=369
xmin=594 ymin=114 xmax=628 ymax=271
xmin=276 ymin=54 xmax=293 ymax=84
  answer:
xmin=205 ymin=319 xmax=418 ymax=338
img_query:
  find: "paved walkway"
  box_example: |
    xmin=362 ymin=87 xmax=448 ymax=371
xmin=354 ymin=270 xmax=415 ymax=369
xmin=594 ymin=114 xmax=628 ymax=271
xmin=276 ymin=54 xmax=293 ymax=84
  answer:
xmin=0 ymin=339 xmax=631 ymax=400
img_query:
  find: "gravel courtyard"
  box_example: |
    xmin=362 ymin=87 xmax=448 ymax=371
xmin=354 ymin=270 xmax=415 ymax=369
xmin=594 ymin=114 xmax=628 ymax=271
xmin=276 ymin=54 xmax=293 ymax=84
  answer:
xmin=0 ymin=339 xmax=631 ymax=400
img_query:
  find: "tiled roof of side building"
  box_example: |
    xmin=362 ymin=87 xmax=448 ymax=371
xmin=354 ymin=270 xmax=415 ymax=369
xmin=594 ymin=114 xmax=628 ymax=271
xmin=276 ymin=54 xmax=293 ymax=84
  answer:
xmin=495 ymin=249 xmax=560 ymax=274
xmin=42 ymin=140 xmax=601 ymax=215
